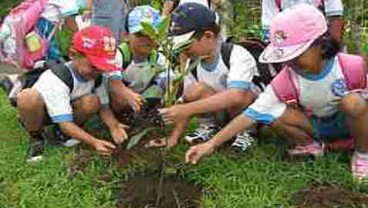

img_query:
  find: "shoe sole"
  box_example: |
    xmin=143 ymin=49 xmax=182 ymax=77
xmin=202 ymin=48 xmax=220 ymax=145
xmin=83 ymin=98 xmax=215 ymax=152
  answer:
xmin=27 ymin=155 xmax=43 ymax=162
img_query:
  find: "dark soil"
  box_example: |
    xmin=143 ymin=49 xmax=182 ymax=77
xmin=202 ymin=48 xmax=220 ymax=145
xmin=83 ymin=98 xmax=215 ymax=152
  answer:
xmin=292 ymin=182 xmax=368 ymax=208
xmin=117 ymin=173 xmax=202 ymax=208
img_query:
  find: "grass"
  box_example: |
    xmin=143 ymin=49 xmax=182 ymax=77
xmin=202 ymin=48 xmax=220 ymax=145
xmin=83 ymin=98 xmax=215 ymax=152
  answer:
xmin=1 ymin=88 xmax=367 ymax=208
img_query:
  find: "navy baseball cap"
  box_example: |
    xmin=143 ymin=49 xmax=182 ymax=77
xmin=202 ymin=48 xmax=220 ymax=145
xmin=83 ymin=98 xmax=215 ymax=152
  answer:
xmin=169 ymin=3 xmax=217 ymax=50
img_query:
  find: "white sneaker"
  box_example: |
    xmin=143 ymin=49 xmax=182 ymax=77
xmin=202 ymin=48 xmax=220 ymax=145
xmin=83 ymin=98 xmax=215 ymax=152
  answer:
xmin=184 ymin=124 xmax=219 ymax=143
xmin=231 ymin=131 xmax=256 ymax=152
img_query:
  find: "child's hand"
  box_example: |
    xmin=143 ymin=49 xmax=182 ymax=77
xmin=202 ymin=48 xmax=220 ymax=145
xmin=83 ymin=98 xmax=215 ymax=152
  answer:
xmin=92 ymin=139 xmax=116 ymax=155
xmin=185 ymin=142 xmax=215 ymax=165
xmin=110 ymin=123 xmax=129 ymax=144
xmin=159 ymin=105 xmax=189 ymax=124
xmin=124 ymin=89 xmax=143 ymax=112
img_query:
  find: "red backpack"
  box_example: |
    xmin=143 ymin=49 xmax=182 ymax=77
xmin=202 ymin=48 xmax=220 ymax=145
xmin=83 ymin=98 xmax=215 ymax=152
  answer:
xmin=0 ymin=0 xmax=61 ymax=70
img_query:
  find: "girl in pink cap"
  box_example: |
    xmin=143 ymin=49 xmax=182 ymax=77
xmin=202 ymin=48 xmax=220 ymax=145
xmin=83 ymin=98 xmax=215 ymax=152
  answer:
xmin=184 ymin=4 xmax=368 ymax=181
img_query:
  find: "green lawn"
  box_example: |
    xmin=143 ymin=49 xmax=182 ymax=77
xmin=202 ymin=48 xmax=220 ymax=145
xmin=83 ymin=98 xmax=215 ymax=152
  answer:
xmin=1 ymin=89 xmax=367 ymax=208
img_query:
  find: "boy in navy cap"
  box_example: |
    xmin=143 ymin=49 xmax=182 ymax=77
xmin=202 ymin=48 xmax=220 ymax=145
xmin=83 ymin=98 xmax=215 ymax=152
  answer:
xmin=148 ymin=3 xmax=259 ymax=151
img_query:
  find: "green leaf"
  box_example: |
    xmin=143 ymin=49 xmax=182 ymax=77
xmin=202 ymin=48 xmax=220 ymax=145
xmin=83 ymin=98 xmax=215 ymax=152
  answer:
xmin=158 ymin=16 xmax=170 ymax=38
xmin=141 ymin=22 xmax=158 ymax=41
xmin=126 ymin=127 xmax=154 ymax=150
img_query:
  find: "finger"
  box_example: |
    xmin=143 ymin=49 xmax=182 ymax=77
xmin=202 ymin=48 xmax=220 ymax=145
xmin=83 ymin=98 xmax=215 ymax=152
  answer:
xmin=103 ymin=141 xmax=116 ymax=150
xmin=158 ymin=108 xmax=169 ymax=115
xmin=119 ymin=123 xmax=130 ymax=129
xmin=185 ymin=148 xmax=195 ymax=164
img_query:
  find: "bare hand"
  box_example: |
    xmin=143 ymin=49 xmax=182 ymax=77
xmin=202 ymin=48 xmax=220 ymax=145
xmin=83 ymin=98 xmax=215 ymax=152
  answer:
xmin=159 ymin=105 xmax=189 ymax=124
xmin=125 ymin=89 xmax=143 ymax=112
xmin=185 ymin=142 xmax=215 ymax=165
xmin=92 ymin=139 xmax=116 ymax=155
xmin=110 ymin=123 xmax=129 ymax=144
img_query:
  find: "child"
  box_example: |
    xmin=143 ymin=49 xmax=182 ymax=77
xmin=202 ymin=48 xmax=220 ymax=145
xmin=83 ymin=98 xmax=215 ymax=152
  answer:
xmin=185 ymin=4 xmax=368 ymax=181
xmin=17 ymin=26 xmax=127 ymax=161
xmin=36 ymin=0 xmax=90 ymax=62
xmin=261 ymin=0 xmax=344 ymax=45
xmin=88 ymin=0 xmax=129 ymax=42
xmin=108 ymin=5 xmax=170 ymax=115
xmin=151 ymin=3 xmax=260 ymax=151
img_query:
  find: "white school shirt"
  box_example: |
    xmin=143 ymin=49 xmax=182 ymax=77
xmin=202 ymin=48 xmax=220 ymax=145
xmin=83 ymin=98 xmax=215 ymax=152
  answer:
xmin=108 ymin=50 xmax=172 ymax=93
xmin=32 ymin=62 xmax=108 ymax=123
xmin=183 ymin=44 xmax=259 ymax=94
xmin=261 ymin=0 xmax=344 ymax=32
xmin=243 ymin=56 xmax=360 ymax=124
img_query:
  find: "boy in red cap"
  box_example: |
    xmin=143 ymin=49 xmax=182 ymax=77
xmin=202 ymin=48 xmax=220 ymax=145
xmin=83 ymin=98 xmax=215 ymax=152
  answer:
xmin=17 ymin=26 xmax=127 ymax=162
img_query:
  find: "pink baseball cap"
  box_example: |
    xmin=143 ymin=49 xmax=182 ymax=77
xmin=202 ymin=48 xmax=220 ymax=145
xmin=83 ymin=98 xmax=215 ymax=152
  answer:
xmin=259 ymin=4 xmax=328 ymax=63
xmin=73 ymin=26 xmax=121 ymax=72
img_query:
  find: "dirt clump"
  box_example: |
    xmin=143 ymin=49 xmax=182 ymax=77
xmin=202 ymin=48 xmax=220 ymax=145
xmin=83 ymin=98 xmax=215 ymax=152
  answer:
xmin=117 ymin=173 xmax=202 ymax=208
xmin=292 ymin=182 xmax=368 ymax=208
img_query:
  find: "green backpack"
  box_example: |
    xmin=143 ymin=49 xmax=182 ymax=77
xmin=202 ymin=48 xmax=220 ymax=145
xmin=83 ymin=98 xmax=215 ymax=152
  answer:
xmin=117 ymin=42 xmax=159 ymax=69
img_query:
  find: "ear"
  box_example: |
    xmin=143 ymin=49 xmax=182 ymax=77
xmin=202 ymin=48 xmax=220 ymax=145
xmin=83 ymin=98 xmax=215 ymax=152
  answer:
xmin=68 ymin=48 xmax=78 ymax=60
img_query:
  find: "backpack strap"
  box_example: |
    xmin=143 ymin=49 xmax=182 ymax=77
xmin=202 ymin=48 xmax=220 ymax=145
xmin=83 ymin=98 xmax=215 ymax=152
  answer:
xmin=220 ymin=42 xmax=233 ymax=69
xmin=118 ymin=42 xmax=132 ymax=69
xmin=50 ymin=63 xmax=74 ymax=92
xmin=270 ymin=66 xmax=299 ymax=104
xmin=190 ymin=42 xmax=233 ymax=81
xmin=337 ymin=53 xmax=366 ymax=90
xmin=148 ymin=50 xmax=159 ymax=64
xmin=275 ymin=0 xmax=282 ymax=11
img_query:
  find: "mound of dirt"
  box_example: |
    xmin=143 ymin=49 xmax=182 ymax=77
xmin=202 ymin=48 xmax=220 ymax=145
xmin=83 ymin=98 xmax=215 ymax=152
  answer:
xmin=292 ymin=182 xmax=368 ymax=208
xmin=117 ymin=174 xmax=202 ymax=208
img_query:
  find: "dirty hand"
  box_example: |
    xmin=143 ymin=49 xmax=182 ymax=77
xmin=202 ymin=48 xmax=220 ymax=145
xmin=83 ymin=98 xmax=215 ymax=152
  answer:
xmin=185 ymin=142 xmax=215 ymax=165
xmin=159 ymin=105 xmax=189 ymax=124
xmin=92 ymin=139 xmax=116 ymax=155
xmin=125 ymin=89 xmax=143 ymax=112
xmin=110 ymin=123 xmax=129 ymax=144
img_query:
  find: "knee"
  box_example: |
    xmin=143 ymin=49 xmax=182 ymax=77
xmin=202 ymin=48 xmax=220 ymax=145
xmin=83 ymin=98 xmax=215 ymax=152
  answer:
xmin=17 ymin=89 xmax=43 ymax=111
xmin=339 ymin=93 xmax=366 ymax=117
xmin=75 ymin=95 xmax=100 ymax=114
xmin=183 ymin=82 xmax=215 ymax=103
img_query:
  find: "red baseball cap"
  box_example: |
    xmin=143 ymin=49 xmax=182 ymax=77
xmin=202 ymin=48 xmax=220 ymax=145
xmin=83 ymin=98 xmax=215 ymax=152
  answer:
xmin=73 ymin=26 xmax=121 ymax=72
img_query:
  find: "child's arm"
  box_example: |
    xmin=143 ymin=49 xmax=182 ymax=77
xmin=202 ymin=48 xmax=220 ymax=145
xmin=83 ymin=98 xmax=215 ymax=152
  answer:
xmin=185 ymin=114 xmax=255 ymax=164
xmin=160 ymin=88 xmax=255 ymax=123
xmin=109 ymin=79 xmax=143 ymax=112
xmin=59 ymin=121 xmax=116 ymax=155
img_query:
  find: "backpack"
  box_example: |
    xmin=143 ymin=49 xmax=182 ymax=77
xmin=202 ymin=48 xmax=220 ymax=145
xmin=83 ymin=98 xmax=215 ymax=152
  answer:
xmin=117 ymin=42 xmax=159 ymax=69
xmin=22 ymin=61 xmax=103 ymax=92
xmin=0 ymin=0 xmax=61 ymax=70
xmin=191 ymin=38 xmax=282 ymax=91
xmin=270 ymin=53 xmax=366 ymax=104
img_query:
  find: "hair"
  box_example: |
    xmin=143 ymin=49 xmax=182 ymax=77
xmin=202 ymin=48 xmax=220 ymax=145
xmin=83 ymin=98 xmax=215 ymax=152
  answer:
xmin=311 ymin=33 xmax=341 ymax=60
xmin=192 ymin=23 xmax=221 ymax=40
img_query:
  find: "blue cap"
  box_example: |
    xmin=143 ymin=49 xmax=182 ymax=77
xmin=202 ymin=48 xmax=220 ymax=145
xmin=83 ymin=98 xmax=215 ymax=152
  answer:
xmin=169 ymin=3 xmax=217 ymax=50
xmin=127 ymin=5 xmax=162 ymax=34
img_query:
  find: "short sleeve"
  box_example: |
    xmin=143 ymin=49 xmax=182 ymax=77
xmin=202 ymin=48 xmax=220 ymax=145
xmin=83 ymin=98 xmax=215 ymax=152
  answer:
xmin=32 ymin=70 xmax=73 ymax=123
xmin=243 ymin=85 xmax=287 ymax=124
xmin=227 ymin=45 xmax=258 ymax=91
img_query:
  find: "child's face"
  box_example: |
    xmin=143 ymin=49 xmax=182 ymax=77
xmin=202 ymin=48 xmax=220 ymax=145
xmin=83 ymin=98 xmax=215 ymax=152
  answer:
xmin=287 ymin=46 xmax=322 ymax=75
xmin=129 ymin=32 xmax=155 ymax=57
xmin=72 ymin=54 xmax=101 ymax=80
xmin=183 ymin=31 xmax=217 ymax=59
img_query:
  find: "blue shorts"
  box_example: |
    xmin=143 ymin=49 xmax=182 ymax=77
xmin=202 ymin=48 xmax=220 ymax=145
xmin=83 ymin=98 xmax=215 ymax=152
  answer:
xmin=310 ymin=112 xmax=350 ymax=141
